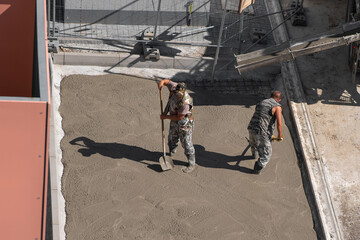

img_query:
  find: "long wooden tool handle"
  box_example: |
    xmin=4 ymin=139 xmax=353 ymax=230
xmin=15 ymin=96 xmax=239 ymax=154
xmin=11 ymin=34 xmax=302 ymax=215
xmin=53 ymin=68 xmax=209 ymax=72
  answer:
xmin=159 ymin=89 xmax=166 ymax=157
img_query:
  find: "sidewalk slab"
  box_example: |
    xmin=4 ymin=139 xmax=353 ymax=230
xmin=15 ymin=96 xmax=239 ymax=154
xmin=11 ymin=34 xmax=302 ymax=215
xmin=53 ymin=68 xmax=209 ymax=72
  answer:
xmin=266 ymin=0 xmax=360 ymax=239
xmin=281 ymin=0 xmax=360 ymax=239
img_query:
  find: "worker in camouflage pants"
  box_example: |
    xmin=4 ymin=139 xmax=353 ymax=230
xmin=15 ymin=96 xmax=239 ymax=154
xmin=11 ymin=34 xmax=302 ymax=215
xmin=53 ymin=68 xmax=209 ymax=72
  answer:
xmin=247 ymin=91 xmax=283 ymax=174
xmin=158 ymin=79 xmax=195 ymax=173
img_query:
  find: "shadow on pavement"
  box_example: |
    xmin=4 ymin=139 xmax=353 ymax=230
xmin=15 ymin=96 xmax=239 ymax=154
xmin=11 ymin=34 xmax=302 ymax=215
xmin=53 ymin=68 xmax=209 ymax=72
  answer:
xmin=69 ymin=137 xmax=254 ymax=174
xmin=194 ymin=144 xmax=254 ymax=174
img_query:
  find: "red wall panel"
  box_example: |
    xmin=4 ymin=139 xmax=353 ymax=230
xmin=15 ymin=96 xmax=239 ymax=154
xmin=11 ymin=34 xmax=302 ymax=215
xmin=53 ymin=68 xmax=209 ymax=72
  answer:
xmin=0 ymin=0 xmax=35 ymax=97
xmin=0 ymin=101 xmax=48 ymax=240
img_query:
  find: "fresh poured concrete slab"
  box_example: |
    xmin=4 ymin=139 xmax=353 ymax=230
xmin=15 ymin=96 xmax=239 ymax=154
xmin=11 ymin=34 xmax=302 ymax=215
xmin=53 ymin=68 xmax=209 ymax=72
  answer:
xmin=57 ymin=72 xmax=317 ymax=239
xmin=48 ymin=0 xmax=360 ymax=239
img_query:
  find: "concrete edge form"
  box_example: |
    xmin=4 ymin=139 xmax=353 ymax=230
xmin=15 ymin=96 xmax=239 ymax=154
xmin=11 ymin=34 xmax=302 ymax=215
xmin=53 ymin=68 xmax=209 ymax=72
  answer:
xmin=265 ymin=0 xmax=344 ymax=239
xmin=49 ymin=56 xmax=67 ymax=240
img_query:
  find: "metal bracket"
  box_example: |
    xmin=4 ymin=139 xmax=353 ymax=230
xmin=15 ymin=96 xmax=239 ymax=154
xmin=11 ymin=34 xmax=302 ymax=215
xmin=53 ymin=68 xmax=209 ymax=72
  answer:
xmin=49 ymin=27 xmax=59 ymax=36
xmin=48 ymin=39 xmax=59 ymax=53
xmin=140 ymin=29 xmax=161 ymax=60
xmin=289 ymin=1 xmax=307 ymax=26
xmin=249 ymin=28 xmax=267 ymax=44
xmin=145 ymin=47 xmax=160 ymax=60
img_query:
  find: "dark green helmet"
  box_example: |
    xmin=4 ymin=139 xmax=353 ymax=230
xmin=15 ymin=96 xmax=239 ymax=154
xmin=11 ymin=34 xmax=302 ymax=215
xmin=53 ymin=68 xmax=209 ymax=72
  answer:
xmin=175 ymin=82 xmax=186 ymax=93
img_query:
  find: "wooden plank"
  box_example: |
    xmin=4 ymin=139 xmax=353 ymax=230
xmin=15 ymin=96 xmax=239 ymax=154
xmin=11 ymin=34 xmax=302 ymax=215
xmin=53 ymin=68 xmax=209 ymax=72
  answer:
xmin=221 ymin=0 xmax=255 ymax=13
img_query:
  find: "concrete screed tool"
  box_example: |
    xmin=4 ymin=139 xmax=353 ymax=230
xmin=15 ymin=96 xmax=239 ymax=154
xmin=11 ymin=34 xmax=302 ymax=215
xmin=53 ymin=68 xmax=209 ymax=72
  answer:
xmin=159 ymin=88 xmax=175 ymax=171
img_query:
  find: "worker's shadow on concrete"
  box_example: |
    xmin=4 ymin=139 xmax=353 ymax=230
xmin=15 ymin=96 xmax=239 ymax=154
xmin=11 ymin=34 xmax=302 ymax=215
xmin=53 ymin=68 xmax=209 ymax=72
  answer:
xmin=69 ymin=136 xmax=180 ymax=172
xmin=193 ymin=144 xmax=254 ymax=174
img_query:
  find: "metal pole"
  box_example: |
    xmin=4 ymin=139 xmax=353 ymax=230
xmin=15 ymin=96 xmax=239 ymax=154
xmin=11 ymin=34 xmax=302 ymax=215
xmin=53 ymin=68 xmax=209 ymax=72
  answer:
xmin=47 ymin=0 xmax=50 ymax=37
xmin=52 ymin=0 xmax=55 ymax=37
xmin=154 ymin=0 xmax=162 ymax=38
xmin=238 ymin=12 xmax=244 ymax=53
xmin=211 ymin=0 xmax=228 ymax=82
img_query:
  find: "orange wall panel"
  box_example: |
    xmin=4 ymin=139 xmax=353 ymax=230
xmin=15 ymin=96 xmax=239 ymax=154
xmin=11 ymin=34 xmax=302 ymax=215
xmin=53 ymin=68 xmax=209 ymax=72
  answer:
xmin=0 ymin=101 xmax=48 ymax=240
xmin=0 ymin=0 xmax=35 ymax=97
xmin=42 ymin=0 xmax=51 ymax=238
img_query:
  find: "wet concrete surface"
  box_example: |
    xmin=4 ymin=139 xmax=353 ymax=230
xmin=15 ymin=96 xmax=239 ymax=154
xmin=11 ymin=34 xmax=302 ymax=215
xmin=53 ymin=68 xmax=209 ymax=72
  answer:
xmin=58 ymin=73 xmax=317 ymax=239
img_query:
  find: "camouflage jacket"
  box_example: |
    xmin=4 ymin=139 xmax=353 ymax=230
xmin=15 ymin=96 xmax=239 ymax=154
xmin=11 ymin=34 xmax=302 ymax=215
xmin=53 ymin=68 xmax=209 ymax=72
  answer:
xmin=248 ymin=98 xmax=280 ymax=137
xmin=168 ymin=90 xmax=193 ymax=118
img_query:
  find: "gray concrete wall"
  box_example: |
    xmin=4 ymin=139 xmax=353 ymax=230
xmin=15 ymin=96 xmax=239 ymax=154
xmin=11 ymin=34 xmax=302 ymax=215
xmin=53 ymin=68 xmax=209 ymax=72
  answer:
xmin=64 ymin=0 xmax=210 ymax=25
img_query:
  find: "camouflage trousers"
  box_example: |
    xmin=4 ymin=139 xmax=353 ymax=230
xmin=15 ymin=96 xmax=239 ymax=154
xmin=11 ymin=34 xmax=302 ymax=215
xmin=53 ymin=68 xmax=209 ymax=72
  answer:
xmin=168 ymin=119 xmax=195 ymax=165
xmin=248 ymin=130 xmax=272 ymax=168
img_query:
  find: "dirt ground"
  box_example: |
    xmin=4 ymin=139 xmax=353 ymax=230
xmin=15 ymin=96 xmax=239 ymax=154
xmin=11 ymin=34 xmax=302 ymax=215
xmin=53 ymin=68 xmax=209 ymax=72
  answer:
xmin=281 ymin=0 xmax=360 ymax=239
xmin=59 ymin=73 xmax=317 ymax=239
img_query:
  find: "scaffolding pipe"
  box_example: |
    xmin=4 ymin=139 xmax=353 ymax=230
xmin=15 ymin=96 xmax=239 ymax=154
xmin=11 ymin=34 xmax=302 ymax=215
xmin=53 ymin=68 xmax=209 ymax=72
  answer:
xmin=47 ymin=0 xmax=50 ymax=37
xmin=154 ymin=0 xmax=162 ymax=38
xmin=238 ymin=12 xmax=244 ymax=52
xmin=211 ymin=0 xmax=228 ymax=82
xmin=180 ymin=26 xmax=214 ymax=35
xmin=52 ymin=0 xmax=55 ymax=37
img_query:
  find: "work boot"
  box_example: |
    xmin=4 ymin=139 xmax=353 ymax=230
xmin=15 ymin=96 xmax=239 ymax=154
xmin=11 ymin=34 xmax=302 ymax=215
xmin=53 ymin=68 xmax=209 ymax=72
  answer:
xmin=168 ymin=147 xmax=177 ymax=157
xmin=182 ymin=164 xmax=195 ymax=173
xmin=253 ymin=161 xmax=263 ymax=174
xmin=182 ymin=154 xmax=196 ymax=173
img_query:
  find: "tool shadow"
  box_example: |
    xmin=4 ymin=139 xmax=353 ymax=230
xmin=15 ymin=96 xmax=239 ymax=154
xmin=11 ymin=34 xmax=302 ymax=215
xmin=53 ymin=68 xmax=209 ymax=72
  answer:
xmin=69 ymin=136 xmax=169 ymax=172
xmin=193 ymin=144 xmax=254 ymax=174
xmin=69 ymin=137 xmax=254 ymax=173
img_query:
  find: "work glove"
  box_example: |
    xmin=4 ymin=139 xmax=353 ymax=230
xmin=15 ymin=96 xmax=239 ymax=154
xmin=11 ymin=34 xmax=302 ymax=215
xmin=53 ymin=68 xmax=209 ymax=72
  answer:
xmin=271 ymin=135 xmax=283 ymax=142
